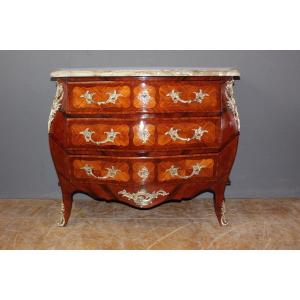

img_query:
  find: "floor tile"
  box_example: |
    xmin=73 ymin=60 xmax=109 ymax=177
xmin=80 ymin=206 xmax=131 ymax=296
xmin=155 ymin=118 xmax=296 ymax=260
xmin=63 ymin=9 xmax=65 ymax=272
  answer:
xmin=0 ymin=198 xmax=299 ymax=249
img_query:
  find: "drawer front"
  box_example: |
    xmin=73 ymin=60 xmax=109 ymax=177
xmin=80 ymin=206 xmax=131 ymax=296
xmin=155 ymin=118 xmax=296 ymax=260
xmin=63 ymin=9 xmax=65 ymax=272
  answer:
xmin=68 ymin=122 xmax=130 ymax=147
xmin=67 ymin=117 xmax=219 ymax=149
xmin=157 ymin=119 xmax=218 ymax=146
xmin=68 ymin=83 xmax=131 ymax=113
xmin=159 ymin=83 xmax=220 ymax=112
xmin=157 ymin=158 xmax=214 ymax=182
xmin=65 ymin=81 xmax=221 ymax=114
xmin=70 ymin=155 xmax=216 ymax=184
xmin=72 ymin=159 xmax=130 ymax=182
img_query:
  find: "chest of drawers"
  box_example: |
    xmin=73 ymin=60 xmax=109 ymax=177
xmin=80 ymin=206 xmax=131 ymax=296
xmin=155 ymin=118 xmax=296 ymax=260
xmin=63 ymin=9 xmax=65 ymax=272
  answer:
xmin=49 ymin=68 xmax=240 ymax=226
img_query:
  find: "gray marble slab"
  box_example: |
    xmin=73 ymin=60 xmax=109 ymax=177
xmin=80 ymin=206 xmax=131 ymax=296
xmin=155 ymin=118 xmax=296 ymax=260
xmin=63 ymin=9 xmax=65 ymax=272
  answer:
xmin=51 ymin=68 xmax=240 ymax=78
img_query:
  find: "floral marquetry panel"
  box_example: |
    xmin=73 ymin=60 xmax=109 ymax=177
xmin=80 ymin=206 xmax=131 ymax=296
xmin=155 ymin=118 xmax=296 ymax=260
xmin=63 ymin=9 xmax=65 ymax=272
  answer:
xmin=49 ymin=68 xmax=240 ymax=227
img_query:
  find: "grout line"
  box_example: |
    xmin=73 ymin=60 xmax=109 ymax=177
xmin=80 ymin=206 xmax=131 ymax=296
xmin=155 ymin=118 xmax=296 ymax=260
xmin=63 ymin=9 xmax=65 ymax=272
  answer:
xmin=147 ymin=222 xmax=193 ymax=250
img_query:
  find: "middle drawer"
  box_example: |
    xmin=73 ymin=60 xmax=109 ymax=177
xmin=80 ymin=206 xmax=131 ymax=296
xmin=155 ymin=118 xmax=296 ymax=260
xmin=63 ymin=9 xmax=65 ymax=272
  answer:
xmin=66 ymin=117 xmax=220 ymax=150
xmin=69 ymin=154 xmax=217 ymax=184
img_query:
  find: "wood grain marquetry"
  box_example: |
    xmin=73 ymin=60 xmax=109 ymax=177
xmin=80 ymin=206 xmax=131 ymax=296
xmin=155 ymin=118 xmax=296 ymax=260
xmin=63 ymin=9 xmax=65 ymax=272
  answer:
xmin=159 ymin=83 xmax=220 ymax=112
xmin=68 ymin=122 xmax=130 ymax=147
xmin=158 ymin=158 xmax=215 ymax=182
xmin=69 ymin=84 xmax=131 ymax=113
xmin=157 ymin=120 xmax=217 ymax=146
xmin=49 ymin=70 xmax=240 ymax=226
xmin=132 ymin=162 xmax=155 ymax=184
xmin=133 ymin=83 xmax=156 ymax=109
xmin=132 ymin=122 xmax=156 ymax=146
xmin=72 ymin=159 xmax=130 ymax=182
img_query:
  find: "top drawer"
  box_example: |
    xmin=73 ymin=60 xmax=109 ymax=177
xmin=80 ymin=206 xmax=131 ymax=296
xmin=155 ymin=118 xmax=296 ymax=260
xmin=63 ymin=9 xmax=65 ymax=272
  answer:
xmin=67 ymin=82 xmax=131 ymax=112
xmin=65 ymin=80 xmax=221 ymax=115
xmin=159 ymin=83 xmax=219 ymax=112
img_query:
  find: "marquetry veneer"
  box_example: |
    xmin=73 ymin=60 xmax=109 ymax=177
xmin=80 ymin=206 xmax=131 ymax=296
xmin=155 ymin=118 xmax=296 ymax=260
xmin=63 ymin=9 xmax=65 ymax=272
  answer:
xmin=49 ymin=68 xmax=240 ymax=226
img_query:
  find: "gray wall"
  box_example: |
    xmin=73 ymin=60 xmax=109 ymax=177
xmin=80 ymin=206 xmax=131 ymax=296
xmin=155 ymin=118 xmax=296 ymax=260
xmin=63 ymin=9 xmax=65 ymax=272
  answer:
xmin=0 ymin=51 xmax=299 ymax=199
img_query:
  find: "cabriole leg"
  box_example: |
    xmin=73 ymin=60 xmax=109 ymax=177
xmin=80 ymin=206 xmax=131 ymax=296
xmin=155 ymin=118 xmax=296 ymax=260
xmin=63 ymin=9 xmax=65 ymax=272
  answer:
xmin=213 ymin=183 xmax=228 ymax=226
xmin=57 ymin=185 xmax=73 ymax=227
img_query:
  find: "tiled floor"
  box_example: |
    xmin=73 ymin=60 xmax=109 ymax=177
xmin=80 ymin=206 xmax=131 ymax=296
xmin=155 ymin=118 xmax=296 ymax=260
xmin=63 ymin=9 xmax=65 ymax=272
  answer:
xmin=0 ymin=198 xmax=299 ymax=249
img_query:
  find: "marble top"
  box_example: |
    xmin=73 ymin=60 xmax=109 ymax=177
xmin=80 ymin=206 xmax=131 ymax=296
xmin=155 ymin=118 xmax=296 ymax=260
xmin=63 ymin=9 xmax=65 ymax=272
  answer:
xmin=50 ymin=68 xmax=240 ymax=78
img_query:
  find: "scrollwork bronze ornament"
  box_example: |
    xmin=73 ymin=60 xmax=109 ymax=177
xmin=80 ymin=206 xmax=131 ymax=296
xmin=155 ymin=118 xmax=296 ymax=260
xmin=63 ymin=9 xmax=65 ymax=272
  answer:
xmin=166 ymin=163 xmax=203 ymax=179
xmin=138 ymin=127 xmax=150 ymax=143
xmin=138 ymin=167 xmax=150 ymax=181
xmin=57 ymin=202 xmax=66 ymax=227
xmin=138 ymin=89 xmax=151 ymax=105
xmin=165 ymin=126 xmax=208 ymax=142
xmin=81 ymin=164 xmax=120 ymax=180
xmin=167 ymin=89 xmax=209 ymax=104
xmin=118 ymin=189 xmax=169 ymax=207
xmin=80 ymin=128 xmax=120 ymax=145
xmin=220 ymin=202 xmax=228 ymax=226
xmin=48 ymin=82 xmax=63 ymax=132
xmin=225 ymin=80 xmax=240 ymax=132
xmin=80 ymin=90 xmax=122 ymax=105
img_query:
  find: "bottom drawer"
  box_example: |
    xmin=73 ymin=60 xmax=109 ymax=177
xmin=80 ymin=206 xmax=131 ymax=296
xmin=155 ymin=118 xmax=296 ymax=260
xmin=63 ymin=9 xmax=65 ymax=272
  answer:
xmin=69 ymin=154 xmax=217 ymax=185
